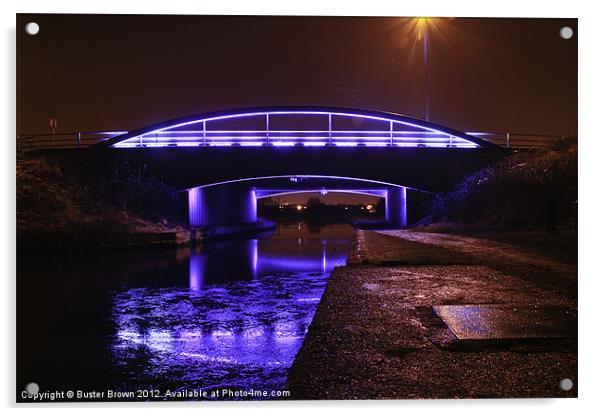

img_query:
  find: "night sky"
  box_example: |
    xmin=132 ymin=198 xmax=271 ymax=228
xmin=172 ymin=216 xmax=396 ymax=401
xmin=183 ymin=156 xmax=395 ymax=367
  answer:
xmin=17 ymin=14 xmax=577 ymax=204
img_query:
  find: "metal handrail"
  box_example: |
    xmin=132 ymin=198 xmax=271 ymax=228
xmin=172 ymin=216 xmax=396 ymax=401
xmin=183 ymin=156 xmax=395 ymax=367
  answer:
xmin=17 ymin=130 xmax=572 ymax=151
xmin=17 ymin=131 xmax=127 ymax=151
xmin=469 ymin=132 xmax=571 ymax=149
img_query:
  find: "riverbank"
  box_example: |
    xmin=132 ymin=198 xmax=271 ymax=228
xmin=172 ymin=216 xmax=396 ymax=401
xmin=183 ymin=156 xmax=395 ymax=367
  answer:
xmin=17 ymin=153 xmax=192 ymax=252
xmin=18 ymin=219 xmax=277 ymax=252
xmin=285 ymin=228 xmax=577 ymax=399
xmin=17 ymin=153 xmax=280 ymax=251
xmin=427 ymin=140 xmax=577 ymax=228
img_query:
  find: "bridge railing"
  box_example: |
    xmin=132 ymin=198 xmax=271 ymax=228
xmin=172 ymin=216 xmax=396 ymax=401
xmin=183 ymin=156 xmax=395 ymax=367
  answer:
xmin=114 ymin=130 xmax=479 ymax=148
xmin=17 ymin=130 xmax=570 ymax=151
xmin=468 ymin=132 xmax=571 ymax=149
xmin=17 ymin=131 xmax=127 ymax=152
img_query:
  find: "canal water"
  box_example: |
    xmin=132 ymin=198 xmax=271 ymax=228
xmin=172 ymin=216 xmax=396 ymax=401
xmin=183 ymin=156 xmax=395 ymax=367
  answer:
xmin=17 ymin=222 xmax=352 ymax=400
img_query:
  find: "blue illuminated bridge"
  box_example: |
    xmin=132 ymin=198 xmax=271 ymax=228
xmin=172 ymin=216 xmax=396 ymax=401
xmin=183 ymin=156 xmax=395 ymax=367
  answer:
xmin=100 ymin=106 xmax=496 ymax=149
xmin=64 ymin=106 xmax=505 ymax=228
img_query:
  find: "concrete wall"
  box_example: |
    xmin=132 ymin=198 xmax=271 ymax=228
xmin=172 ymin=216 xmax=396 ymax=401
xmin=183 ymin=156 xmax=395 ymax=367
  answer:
xmin=49 ymin=147 xmax=505 ymax=194
xmin=188 ymin=186 xmax=257 ymax=227
xmin=385 ymin=186 xmax=407 ymax=227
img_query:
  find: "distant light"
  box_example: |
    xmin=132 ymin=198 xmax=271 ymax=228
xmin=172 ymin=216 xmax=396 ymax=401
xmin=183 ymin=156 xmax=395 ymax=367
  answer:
xmin=296 ymin=205 xmax=303 ymax=211
xmin=366 ymin=204 xmax=373 ymax=210
xmin=560 ymin=26 xmax=573 ymax=40
xmin=413 ymin=17 xmax=432 ymax=39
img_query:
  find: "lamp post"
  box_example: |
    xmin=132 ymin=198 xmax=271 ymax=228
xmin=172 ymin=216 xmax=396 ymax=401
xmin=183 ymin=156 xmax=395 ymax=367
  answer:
xmin=422 ymin=21 xmax=429 ymax=122
xmin=416 ymin=18 xmax=430 ymax=122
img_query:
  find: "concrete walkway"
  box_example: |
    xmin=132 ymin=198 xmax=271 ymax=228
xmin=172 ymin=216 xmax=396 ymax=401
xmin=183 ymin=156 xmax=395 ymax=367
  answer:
xmin=354 ymin=230 xmax=577 ymax=299
xmin=285 ymin=229 xmax=577 ymax=399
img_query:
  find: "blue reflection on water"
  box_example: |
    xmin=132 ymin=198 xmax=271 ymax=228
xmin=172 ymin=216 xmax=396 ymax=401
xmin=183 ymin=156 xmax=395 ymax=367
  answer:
xmin=111 ymin=223 xmax=350 ymax=396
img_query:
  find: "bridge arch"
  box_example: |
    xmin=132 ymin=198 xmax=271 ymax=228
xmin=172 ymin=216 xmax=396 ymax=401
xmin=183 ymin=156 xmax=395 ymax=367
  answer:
xmin=255 ymin=189 xmax=385 ymax=200
xmin=99 ymin=106 xmax=498 ymax=149
xmin=186 ymin=175 xmax=423 ymax=229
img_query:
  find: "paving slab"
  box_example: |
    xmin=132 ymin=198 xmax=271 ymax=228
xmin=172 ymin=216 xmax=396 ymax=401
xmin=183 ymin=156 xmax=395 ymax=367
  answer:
xmin=433 ymin=305 xmax=577 ymax=340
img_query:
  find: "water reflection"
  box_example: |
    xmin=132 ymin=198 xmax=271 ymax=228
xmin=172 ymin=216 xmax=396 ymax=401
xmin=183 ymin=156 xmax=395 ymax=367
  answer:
xmin=189 ymin=239 xmax=259 ymax=289
xmin=111 ymin=223 xmax=351 ymax=396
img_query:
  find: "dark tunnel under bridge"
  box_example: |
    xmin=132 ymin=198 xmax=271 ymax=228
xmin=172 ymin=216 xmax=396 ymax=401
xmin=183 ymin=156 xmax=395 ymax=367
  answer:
xmin=187 ymin=175 xmax=422 ymax=229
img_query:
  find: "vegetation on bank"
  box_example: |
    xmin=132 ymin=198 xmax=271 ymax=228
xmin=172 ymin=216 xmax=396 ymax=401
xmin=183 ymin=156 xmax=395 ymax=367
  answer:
xmin=428 ymin=140 xmax=577 ymax=228
xmin=17 ymin=153 xmax=186 ymax=251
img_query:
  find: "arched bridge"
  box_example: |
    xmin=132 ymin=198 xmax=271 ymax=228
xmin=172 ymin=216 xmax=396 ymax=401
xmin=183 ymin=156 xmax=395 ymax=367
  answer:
xmin=86 ymin=106 xmax=503 ymax=192
xmin=42 ymin=106 xmax=506 ymax=229
xmin=100 ymin=106 xmax=497 ymax=149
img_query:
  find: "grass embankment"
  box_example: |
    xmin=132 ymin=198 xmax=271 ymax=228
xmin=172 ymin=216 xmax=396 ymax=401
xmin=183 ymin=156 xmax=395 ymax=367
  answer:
xmin=17 ymin=153 xmax=188 ymax=251
xmin=428 ymin=140 xmax=577 ymax=228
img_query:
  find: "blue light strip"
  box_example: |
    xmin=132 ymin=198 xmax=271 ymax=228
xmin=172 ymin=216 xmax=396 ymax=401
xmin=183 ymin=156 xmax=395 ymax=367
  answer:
xmin=255 ymin=189 xmax=387 ymax=198
xmin=112 ymin=110 xmax=481 ymax=149
xmin=187 ymin=174 xmax=428 ymax=193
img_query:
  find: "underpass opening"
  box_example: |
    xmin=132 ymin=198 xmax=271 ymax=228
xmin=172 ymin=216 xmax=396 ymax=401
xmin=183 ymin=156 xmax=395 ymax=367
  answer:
xmin=185 ymin=175 xmax=435 ymax=230
xmin=256 ymin=190 xmax=387 ymax=229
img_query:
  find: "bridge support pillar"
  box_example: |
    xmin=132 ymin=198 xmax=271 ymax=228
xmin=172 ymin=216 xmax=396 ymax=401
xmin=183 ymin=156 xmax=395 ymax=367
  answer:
xmin=385 ymin=186 xmax=407 ymax=228
xmin=188 ymin=186 xmax=257 ymax=227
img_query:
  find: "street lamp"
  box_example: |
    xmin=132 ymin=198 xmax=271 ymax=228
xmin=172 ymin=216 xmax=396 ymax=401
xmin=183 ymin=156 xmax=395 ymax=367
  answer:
xmin=415 ymin=17 xmax=431 ymax=122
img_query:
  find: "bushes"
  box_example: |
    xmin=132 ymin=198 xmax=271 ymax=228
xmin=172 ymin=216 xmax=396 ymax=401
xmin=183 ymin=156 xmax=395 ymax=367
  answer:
xmin=17 ymin=153 xmax=186 ymax=250
xmin=79 ymin=162 xmax=183 ymax=224
xmin=430 ymin=140 xmax=577 ymax=227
